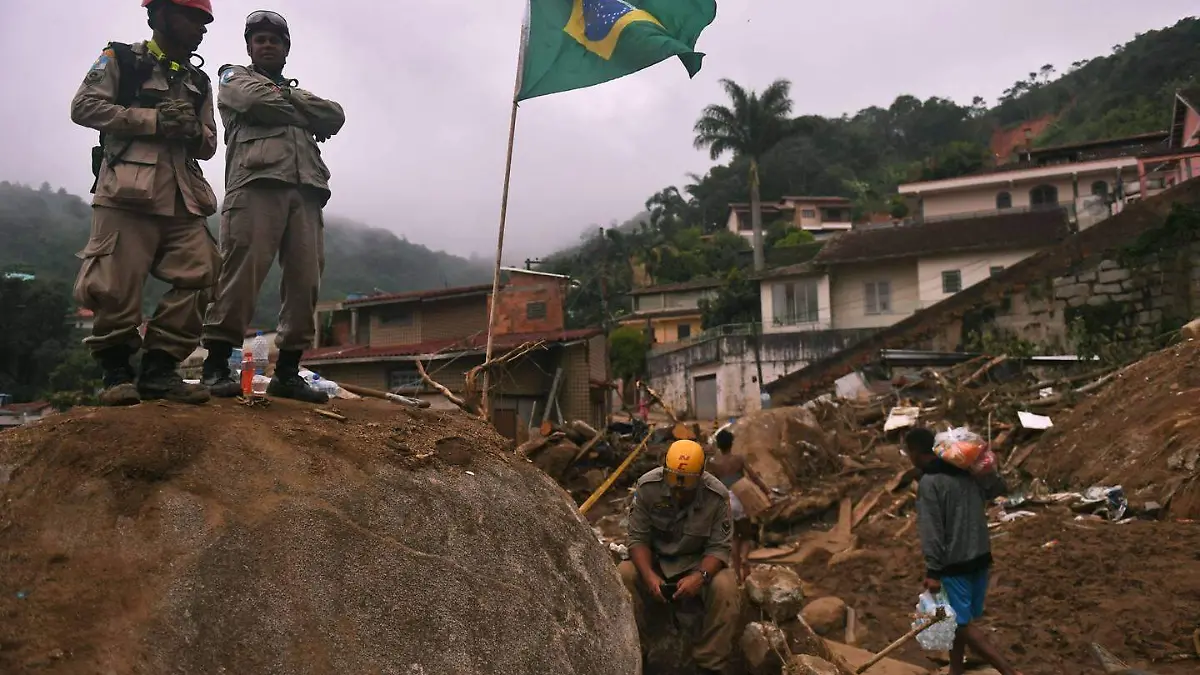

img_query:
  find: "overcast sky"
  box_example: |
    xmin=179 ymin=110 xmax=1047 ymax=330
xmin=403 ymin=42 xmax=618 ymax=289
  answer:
xmin=0 ymin=1 xmax=1195 ymax=263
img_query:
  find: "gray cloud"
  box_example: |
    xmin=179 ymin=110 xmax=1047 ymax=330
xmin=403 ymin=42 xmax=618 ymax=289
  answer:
xmin=0 ymin=1 xmax=1194 ymax=262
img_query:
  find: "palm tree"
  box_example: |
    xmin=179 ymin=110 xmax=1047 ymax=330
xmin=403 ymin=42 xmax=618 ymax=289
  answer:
xmin=693 ymin=78 xmax=795 ymax=271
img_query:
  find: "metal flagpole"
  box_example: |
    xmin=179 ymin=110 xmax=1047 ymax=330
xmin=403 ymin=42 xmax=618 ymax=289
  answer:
xmin=481 ymin=4 xmax=530 ymax=420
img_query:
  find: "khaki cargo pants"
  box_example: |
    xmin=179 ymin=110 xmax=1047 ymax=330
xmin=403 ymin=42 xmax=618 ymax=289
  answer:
xmin=618 ymin=560 xmax=740 ymax=671
xmin=202 ymin=184 xmax=324 ymax=352
xmin=73 ymin=205 xmax=218 ymax=361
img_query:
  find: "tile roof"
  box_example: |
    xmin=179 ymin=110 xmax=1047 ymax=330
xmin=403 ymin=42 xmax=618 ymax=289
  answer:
xmin=618 ymin=308 xmax=705 ymax=321
xmin=302 ymin=328 xmax=601 ymax=363
xmin=0 ymin=401 xmax=53 ymax=415
xmin=628 ymin=279 xmax=722 ymax=295
xmin=754 ymin=262 xmax=820 ymax=280
xmin=813 ymin=208 xmax=1071 ymax=265
xmin=342 ymin=284 xmax=494 ymax=307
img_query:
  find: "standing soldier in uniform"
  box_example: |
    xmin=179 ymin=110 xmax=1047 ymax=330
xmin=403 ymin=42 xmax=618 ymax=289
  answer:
xmin=71 ymin=0 xmax=219 ymax=406
xmin=620 ymin=439 xmax=741 ymax=675
xmin=199 ymin=10 xmax=345 ymax=403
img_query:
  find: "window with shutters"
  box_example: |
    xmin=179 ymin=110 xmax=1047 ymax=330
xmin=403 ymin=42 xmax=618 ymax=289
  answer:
xmin=771 ymin=280 xmax=819 ymax=325
xmin=942 ymin=270 xmax=963 ymax=294
xmin=864 ymin=281 xmax=892 ymax=315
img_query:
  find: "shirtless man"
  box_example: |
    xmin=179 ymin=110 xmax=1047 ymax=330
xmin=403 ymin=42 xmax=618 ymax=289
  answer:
xmin=707 ymin=428 xmax=772 ymax=582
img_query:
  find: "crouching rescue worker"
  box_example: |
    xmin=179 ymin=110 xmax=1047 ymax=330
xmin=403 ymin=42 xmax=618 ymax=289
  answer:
xmin=70 ymin=0 xmax=220 ymax=406
xmin=200 ymin=10 xmax=345 ymax=403
xmin=620 ymin=439 xmax=741 ymax=675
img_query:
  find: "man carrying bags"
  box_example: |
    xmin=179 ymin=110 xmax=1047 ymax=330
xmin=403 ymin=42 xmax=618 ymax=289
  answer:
xmin=71 ymin=0 xmax=220 ymax=406
xmin=200 ymin=10 xmax=345 ymax=403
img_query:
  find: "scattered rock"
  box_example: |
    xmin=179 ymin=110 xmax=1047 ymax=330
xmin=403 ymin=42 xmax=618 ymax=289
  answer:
xmin=789 ymin=654 xmax=840 ymax=675
xmin=745 ymin=566 xmax=805 ymax=622
xmin=581 ymin=468 xmax=607 ymax=493
xmin=740 ymin=621 xmax=788 ymax=674
xmin=1181 ymin=316 xmax=1200 ymax=340
xmin=801 ymin=596 xmax=847 ymax=635
xmin=530 ymin=440 xmax=579 ymax=479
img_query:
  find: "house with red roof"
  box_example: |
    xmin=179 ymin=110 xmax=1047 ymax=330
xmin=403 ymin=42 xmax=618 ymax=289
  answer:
xmin=302 ymin=269 xmax=609 ymax=440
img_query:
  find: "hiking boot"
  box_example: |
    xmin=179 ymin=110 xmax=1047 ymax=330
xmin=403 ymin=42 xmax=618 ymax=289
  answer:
xmin=137 ymin=349 xmax=210 ymax=404
xmin=267 ymin=349 xmax=328 ymax=404
xmin=201 ymin=341 xmax=242 ymax=398
xmin=96 ymin=346 xmax=141 ymax=407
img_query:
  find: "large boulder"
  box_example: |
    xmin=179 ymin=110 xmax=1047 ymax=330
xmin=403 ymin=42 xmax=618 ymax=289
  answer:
xmin=0 ymin=400 xmax=639 ymax=675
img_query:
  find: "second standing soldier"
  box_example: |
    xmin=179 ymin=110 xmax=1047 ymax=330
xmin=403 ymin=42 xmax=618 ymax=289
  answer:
xmin=200 ymin=10 xmax=345 ymax=403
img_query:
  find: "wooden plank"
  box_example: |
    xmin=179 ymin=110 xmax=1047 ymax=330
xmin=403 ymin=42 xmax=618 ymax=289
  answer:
xmin=1005 ymin=444 xmax=1038 ymax=471
xmin=852 ymin=487 xmax=886 ymax=528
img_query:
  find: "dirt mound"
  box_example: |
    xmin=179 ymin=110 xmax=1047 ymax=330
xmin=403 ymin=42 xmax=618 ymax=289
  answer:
xmin=0 ymin=399 xmax=639 ymax=674
xmin=796 ymin=512 xmax=1200 ymax=675
xmin=1026 ymin=339 xmax=1200 ymax=518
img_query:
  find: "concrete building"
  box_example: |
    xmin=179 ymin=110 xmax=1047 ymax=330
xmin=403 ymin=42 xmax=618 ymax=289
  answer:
xmin=620 ymin=279 xmax=720 ymax=346
xmin=302 ymin=269 xmax=609 ymax=439
xmin=726 ymin=196 xmax=853 ymax=241
xmin=898 ymin=132 xmax=1169 ymax=220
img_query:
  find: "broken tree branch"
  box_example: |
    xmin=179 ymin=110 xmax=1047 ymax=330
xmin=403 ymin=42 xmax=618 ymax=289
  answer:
xmin=415 ymin=359 xmax=477 ymax=417
xmin=962 ymin=354 xmax=1008 ymax=387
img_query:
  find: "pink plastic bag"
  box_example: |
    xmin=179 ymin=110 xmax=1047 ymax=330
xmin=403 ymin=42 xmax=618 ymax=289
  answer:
xmin=969 ymin=447 xmax=998 ymax=476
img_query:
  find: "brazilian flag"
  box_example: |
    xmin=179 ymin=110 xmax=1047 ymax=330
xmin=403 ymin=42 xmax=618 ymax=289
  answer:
xmin=517 ymin=0 xmax=717 ymax=101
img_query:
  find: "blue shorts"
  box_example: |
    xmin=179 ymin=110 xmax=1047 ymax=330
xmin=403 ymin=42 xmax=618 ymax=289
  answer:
xmin=941 ymin=569 xmax=989 ymax=626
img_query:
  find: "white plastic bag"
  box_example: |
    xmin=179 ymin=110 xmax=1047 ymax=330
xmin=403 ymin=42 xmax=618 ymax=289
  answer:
xmin=933 ymin=426 xmax=985 ymax=469
xmin=913 ymin=590 xmax=958 ymax=651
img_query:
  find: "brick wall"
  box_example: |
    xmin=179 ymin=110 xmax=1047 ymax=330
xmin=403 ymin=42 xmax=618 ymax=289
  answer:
xmin=420 ymin=297 xmax=490 ymax=342
xmin=369 ymin=304 xmax=422 ymax=347
xmin=491 ymin=275 xmax=567 ymax=335
xmin=558 ymin=343 xmax=592 ymax=424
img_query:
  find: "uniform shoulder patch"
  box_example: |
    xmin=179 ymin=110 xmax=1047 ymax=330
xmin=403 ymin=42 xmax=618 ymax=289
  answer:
xmin=84 ymin=48 xmax=114 ymax=84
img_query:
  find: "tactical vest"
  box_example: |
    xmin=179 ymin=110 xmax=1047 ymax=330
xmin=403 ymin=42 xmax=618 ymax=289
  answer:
xmin=89 ymin=42 xmax=211 ymax=193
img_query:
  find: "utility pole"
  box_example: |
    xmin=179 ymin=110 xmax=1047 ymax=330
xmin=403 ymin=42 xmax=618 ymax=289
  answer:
xmin=598 ymin=227 xmax=610 ymax=332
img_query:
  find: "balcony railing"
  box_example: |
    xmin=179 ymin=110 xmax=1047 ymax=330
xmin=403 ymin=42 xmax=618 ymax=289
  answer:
xmin=648 ymin=322 xmax=761 ymax=356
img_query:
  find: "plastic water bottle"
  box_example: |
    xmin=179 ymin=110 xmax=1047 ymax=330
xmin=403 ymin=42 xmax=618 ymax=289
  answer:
xmin=252 ymin=331 xmax=269 ymax=376
xmin=228 ymin=348 xmax=244 ymax=376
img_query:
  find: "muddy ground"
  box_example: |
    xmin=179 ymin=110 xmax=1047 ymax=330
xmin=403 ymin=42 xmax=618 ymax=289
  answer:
xmin=795 ymin=511 xmax=1200 ymax=675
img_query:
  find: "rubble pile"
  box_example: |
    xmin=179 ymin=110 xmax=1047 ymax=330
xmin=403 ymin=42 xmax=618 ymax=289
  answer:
xmin=0 ymin=400 xmax=639 ymax=674
xmin=1026 ymin=338 xmax=1200 ymax=518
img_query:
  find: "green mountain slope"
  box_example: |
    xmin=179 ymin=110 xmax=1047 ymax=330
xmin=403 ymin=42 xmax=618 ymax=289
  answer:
xmin=0 ymin=181 xmax=490 ymax=327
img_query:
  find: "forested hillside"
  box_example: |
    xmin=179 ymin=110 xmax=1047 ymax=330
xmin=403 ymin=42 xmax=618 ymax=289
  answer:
xmin=542 ymin=15 xmax=1200 ymax=330
xmin=0 ymin=181 xmax=490 ymax=326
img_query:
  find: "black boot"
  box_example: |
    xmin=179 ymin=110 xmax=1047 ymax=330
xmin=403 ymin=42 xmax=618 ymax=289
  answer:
xmin=138 ymin=349 xmax=210 ymax=404
xmin=201 ymin=341 xmax=242 ymax=398
xmin=267 ymin=349 xmax=328 ymax=404
xmin=95 ymin=345 xmax=140 ymax=407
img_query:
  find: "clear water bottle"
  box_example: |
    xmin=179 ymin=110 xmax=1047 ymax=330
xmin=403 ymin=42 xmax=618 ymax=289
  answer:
xmin=252 ymin=331 xmax=269 ymax=375
xmin=228 ymin=348 xmax=244 ymax=376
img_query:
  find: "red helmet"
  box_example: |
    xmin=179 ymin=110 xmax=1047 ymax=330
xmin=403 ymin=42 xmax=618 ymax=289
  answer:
xmin=142 ymin=0 xmax=214 ymax=21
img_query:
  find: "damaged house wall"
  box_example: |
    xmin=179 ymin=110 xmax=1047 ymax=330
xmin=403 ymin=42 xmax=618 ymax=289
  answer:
xmin=764 ymin=178 xmax=1200 ymax=405
xmin=931 ymin=206 xmax=1200 ymax=354
xmin=647 ymin=330 xmax=876 ymax=419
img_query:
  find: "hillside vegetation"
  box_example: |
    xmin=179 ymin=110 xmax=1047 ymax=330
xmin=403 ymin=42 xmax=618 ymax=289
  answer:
xmin=0 ymin=181 xmax=490 ymax=327
xmin=541 ymin=15 xmax=1200 ymax=330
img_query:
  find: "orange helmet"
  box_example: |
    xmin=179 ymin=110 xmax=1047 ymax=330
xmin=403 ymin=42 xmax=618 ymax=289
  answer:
xmin=663 ymin=440 xmax=705 ymax=490
xmin=143 ymin=0 xmax=214 ymax=21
